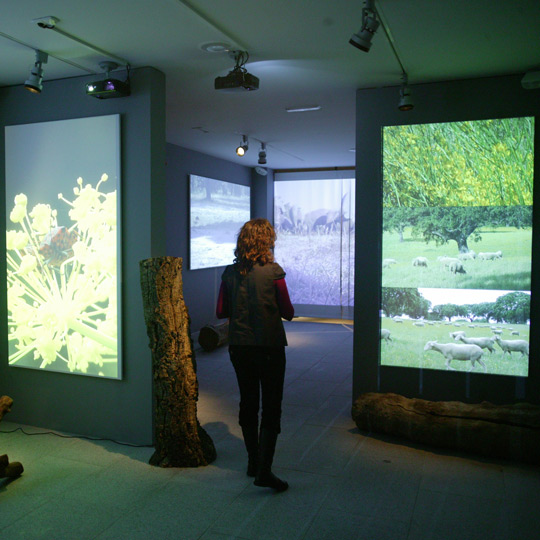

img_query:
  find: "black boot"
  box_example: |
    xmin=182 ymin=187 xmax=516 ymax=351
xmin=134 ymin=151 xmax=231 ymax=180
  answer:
xmin=254 ymin=428 xmax=288 ymax=492
xmin=241 ymin=425 xmax=259 ymax=477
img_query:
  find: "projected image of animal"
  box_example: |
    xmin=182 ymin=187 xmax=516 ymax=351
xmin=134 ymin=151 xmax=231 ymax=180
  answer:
xmin=423 ymin=340 xmax=487 ymax=372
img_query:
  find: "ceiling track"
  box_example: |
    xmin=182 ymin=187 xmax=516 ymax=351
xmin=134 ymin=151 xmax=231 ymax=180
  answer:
xmin=0 ymin=30 xmax=97 ymax=74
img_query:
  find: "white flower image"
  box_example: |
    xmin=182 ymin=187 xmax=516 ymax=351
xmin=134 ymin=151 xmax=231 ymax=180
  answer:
xmin=6 ymin=174 xmax=118 ymax=376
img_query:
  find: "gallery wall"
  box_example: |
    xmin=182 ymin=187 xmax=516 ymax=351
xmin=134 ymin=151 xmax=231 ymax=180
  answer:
xmin=353 ymin=74 xmax=540 ymax=405
xmin=0 ymin=67 xmax=166 ymax=444
xmin=165 ymin=143 xmax=273 ymax=332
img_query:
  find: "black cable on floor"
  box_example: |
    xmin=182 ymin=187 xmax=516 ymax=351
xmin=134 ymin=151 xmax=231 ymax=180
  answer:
xmin=0 ymin=427 xmax=153 ymax=448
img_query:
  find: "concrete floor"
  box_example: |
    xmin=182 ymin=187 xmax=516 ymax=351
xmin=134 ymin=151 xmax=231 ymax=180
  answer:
xmin=1 ymin=320 xmax=539 ymax=539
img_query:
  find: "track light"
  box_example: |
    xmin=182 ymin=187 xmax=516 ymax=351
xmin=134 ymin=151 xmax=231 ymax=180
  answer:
xmin=398 ymin=73 xmax=414 ymax=111
xmin=24 ymin=50 xmax=48 ymax=94
xmin=236 ymin=135 xmax=249 ymax=156
xmin=258 ymin=142 xmax=267 ymax=165
xmin=349 ymin=0 xmax=379 ymax=52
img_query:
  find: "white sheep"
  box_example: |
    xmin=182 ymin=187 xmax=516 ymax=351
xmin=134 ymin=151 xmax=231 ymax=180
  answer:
xmin=511 ymin=330 xmax=520 ymax=336
xmin=393 ymin=318 xmax=403 ymax=323
xmin=458 ymin=250 xmax=476 ymax=260
xmin=450 ymin=330 xmax=466 ymax=340
xmin=414 ymin=321 xmax=425 ymax=327
xmin=380 ymin=328 xmax=392 ymax=342
xmin=424 ymin=340 xmax=486 ymax=372
xmin=383 ymin=258 xmax=397 ymax=268
xmin=457 ymin=335 xmax=496 ymax=353
xmin=491 ymin=329 xmax=503 ymax=335
xmin=412 ymin=256 xmax=428 ymax=267
xmin=448 ymin=260 xmax=466 ymax=274
xmin=494 ymin=335 xmax=529 ymax=357
xmin=478 ymin=251 xmax=502 ymax=261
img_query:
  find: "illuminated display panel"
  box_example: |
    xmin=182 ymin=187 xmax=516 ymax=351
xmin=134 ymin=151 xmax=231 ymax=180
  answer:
xmin=380 ymin=117 xmax=534 ymax=376
xmin=189 ymin=174 xmax=250 ymax=270
xmin=5 ymin=115 xmax=121 ymax=378
xmin=274 ymin=178 xmax=355 ymax=308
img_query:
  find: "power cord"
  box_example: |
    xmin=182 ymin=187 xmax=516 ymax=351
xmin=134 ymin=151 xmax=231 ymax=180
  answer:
xmin=0 ymin=426 xmax=153 ymax=448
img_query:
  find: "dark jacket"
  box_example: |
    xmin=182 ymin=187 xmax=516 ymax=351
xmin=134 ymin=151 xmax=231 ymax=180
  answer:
xmin=221 ymin=262 xmax=288 ymax=347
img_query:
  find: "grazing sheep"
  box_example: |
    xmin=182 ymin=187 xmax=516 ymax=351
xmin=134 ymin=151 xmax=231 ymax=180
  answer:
xmin=412 ymin=256 xmax=428 ymax=267
xmin=458 ymin=250 xmax=476 ymax=260
xmin=393 ymin=318 xmax=403 ymax=323
xmin=457 ymin=335 xmax=496 ymax=353
xmin=450 ymin=330 xmax=466 ymax=340
xmin=511 ymin=330 xmax=520 ymax=336
xmin=491 ymin=329 xmax=503 ymax=335
xmin=413 ymin=321 xmax=425 ymax=327
xmin=494 ymin=335 xmax=529 ymax=357
xmin=380 ymin=328 xmax=392 ymax=342
xmin=424 ymin=340 xmax=486 ymax=372
xmin=383 ymin=258 xmax=397 ymax=268
xmin=478 ymin=251 xmax=502 ymax=261
xmin=468 ymin=324 xmax=476 ymax=328
xmin=448 ymin=260 xmax=466 ymax=274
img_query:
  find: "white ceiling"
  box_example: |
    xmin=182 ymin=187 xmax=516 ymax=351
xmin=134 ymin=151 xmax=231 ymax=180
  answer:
xmin=1 ymin=0 xmax=540 ymax=170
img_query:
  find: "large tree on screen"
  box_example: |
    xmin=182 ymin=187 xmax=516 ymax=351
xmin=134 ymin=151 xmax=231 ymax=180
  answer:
xmin=381 ymin=288 xmax=430 ymax=318
xmin=490 ymin=292 xmax=530 ymax=324
xmin=411 ymin=206 xmax=531 ymax=253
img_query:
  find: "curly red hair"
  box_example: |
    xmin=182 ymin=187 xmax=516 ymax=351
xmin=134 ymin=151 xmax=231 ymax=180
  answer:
xmin=234 ymin=218 xmax=276 ymax=275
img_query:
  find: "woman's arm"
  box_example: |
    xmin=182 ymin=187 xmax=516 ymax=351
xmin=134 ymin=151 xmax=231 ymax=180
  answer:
xmin=275 ymin=278 xmax=294 ymax=321
xmin=216 ymin=281 xmax=229 ymax=318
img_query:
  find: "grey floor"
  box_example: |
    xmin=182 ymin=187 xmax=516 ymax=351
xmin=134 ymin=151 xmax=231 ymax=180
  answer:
xmin=1 ymin=320 xmax=539 ymax=540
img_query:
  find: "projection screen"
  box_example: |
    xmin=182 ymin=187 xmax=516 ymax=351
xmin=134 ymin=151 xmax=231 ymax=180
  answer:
xmin=189 ymin=174 xmax=250 ymax=270
xmin=380 ymin=116 xmax=534 ymax=377
xmin=5 ymin=115 xmax=121 ymax=379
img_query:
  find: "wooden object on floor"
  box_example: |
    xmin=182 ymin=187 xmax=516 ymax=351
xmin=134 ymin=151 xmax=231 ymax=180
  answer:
xmin=0 ymin=396 xmax=24 ymax=478
xmin=352 ymin=392 xmax=540 ymax=464
xmin=140 ymin=256 xmax=216 ymax=467
xmin=198 ymin=321 xmax=229 ymax=352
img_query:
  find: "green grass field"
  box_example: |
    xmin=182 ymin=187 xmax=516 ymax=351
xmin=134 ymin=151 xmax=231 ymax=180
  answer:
xmin=382 ymin=227 xmax=532 ymax=290
xmin=380 ymin=318 xmax=529 ymax=376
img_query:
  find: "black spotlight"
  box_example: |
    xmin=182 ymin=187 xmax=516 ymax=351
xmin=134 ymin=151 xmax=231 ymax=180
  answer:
xmin=258 ymin=142 xmax=267 ymax=165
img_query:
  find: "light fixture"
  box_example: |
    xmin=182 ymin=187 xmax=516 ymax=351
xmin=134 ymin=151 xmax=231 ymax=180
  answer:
xmin=258 ymin=142 xmax=267 ymax=165
xmin=86 ymin=61 xmax=131 ymax=99
xmin=236 ymin=135 xmax=249 ymax=156
xmin=349 ymin=0 xmax=380 ymax=52
xmin=255 ymin=166 xmax=268 ymax=176
xmin=286 ymin=105 xmax=321 ymax=113
xmin=215 ymin=51 xmax=259 ymax=92
xmin=398 ymin=73 xmax=414 ymax=111
xmin=24 ymin=49 xmax=48 ymax=93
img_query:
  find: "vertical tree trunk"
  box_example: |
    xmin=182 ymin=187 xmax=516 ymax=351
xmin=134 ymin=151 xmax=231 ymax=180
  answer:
xmin=140 ymin=256 xmax=216 ymax=467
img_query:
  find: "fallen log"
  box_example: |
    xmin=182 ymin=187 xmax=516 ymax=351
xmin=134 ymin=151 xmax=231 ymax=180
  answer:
xmin=140 ymin=256 xmax=216 ymax=467
xmin=198 ymin=321 xmax=229 ymax=352
xmin=352 ymin=392 xmax=540 ymax=464
xmin=0 ymin=396 xmax=24 ymax=478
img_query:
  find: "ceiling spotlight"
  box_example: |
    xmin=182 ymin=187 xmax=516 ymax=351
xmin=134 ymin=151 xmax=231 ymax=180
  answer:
xmin=398 ymin=73 xmax=414 ymax=111
xmin=236 ymin=135 xmax=249 ymax=156
xmin=215 ymin=50 xmax=259 ymax=92
xmin=24 ymin=49 xmax=48 ymax=93
xmin=258 ymin=142 xmax=267 ymax=165
xmin=349 ymin=0 xmax=380 ymax=52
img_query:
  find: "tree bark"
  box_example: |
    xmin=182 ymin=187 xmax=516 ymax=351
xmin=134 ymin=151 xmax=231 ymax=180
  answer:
xmin=352 ymin=392 xmax=540 ymax=464
xmin=140 ymin=256 xmax=216 ymax=467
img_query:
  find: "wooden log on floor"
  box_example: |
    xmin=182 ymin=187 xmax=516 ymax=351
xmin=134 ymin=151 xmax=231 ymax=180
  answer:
xmin=140 ymin=256 xmax=216 ymax=467
xmin=198 ymin=321 xmax=229 ymax=352
xmin=0 ymin=396 xmax=24 ymax=478
xmin=352 ymin=392 xmax=540 ymax=464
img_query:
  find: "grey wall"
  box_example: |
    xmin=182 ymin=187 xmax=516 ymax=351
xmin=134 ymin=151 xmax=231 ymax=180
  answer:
xmin=0 ymin=67 xmax=166 ymax=444
xmin=166 ymin=143 xmax=270 ymax=333
xmin=353 ymin=74 xmax=540 ymax=405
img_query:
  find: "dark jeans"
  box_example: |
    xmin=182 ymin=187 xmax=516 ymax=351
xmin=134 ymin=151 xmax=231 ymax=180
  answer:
xmin=229 ymin=345 xmax=286 ymax=434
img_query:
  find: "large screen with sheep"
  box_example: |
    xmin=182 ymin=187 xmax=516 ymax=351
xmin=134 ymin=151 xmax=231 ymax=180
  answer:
xmin=380 ymin=116 xmax=534 ymax=376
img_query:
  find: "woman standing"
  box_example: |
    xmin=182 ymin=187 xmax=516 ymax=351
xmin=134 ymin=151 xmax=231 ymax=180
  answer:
xmin=216 ymin=218 xmax=294 ymax=492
